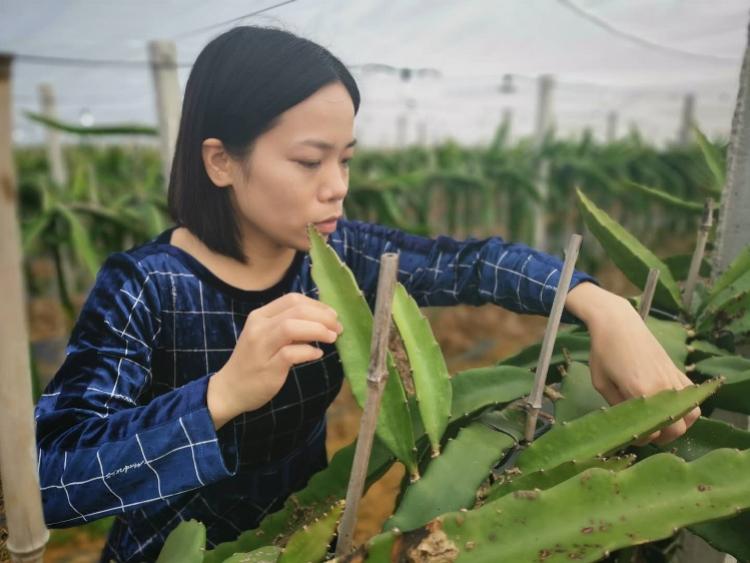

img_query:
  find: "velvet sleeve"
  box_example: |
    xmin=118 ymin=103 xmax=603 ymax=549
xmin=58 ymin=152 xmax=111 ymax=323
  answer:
xmin=34 ymin=253 xmax=237 ymax=527
xmin=332 ymin=220 xmax=601 ymax=325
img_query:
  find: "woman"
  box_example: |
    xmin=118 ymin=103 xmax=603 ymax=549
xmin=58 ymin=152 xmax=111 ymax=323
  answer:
xmin=35 ymin=26 xmax=699 ymax=562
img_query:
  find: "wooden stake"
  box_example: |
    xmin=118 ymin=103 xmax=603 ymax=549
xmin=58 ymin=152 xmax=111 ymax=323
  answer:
xmin=533 ymin=159 xmax=550 ymax=252
xmin=606 ymin=111 xmax=618 ymax=143
xmin=335 ymin=253 xmax=399 ymax=558
xmin=532 ymin=75 xmax=554 ymax=251
xmin=0 ymin=53 xmax=49 ymax=563
xmin=524 ymin=233 xmax=583 ymax=442
xmin=677 ymin=93 xmax=696 ymax=147
xmin=683 ymin=199 xmax=714 ymax=312
xmin=683 ymin=21 xmax=749 ymax=563
xmin=38 ymin=84 xmax=67 ymax=188
xmin=712 ymin=17 xmax=750 ymax=280
xmin=639 ymin=268 xmax=661 ymax=320
xmin=148 ymin=40 xmax=181 ymax=191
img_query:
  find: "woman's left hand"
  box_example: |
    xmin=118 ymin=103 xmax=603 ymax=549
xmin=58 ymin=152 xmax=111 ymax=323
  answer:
xmin=566 ymin=282 xmax=700 ymax=446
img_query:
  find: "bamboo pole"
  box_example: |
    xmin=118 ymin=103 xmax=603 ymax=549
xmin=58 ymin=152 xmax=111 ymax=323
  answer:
xmin=335 ymin=253 xmax=399 ymax=558
xmin=638 ymin=269 xmax=660 ymax=320
xmin=682 ymin=199 xmax=714 ymax=312
xmin=0 ymin=54 xmax=49 ymax=563
xmin=524 ymin=233 xmax=583 ymax=442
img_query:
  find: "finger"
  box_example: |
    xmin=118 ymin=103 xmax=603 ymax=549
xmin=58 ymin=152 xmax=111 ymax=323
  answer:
xmin=593 ymin=376 xmax=627 ymax=407
xmin=683 ymin=405 xmax=701 ymax=430
xmin=598 ymin=378 xmax=657 ymax=448
xmin=267 ymin=318 xmax=339 ymax=350
xmin=635 ymin=378 xmax=699 ymax=447
xmin=632 ymin=430 xmax=660 ymax=447
xmin=594 ymin=380 xmax=658 ymax=447
xmin=271 ymin=344 xmax=325 ymax=367
xmin=653 ymin=418 xmax=688 ymax=446
xmin=254 ymin=293 xmax=336 ymax=319
xmin=271 ymin=304 xmax=343 ymax=334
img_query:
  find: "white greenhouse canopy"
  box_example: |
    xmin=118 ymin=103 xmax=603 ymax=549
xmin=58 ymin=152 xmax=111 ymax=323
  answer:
xmin=1 ymin=0 xmax=748 ymax=147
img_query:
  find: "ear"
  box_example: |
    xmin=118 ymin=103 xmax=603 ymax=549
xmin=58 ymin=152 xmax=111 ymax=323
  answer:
xmin=201 ymin=138 xmax=234 ymax=187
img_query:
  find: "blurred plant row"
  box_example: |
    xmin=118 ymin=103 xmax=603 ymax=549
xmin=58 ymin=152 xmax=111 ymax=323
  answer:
xmin=15 ymin=121 xmax=726 ymax=322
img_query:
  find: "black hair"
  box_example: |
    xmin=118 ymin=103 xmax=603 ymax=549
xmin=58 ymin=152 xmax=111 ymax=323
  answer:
xmin=167 ymin=26 xmax=360 ymax=262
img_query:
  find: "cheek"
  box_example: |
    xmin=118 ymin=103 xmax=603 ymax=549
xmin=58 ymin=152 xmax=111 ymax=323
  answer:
xmin=234 ymin=165 xmax=310 ymax=224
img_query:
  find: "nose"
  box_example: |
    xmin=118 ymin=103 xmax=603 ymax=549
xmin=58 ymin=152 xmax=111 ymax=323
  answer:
xmin=318 ymin=162 xmax=349 ymax=202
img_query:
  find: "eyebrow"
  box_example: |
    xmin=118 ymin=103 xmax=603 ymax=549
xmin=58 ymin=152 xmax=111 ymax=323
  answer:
xmin=295 ymin=138 xmax=357 ymax=150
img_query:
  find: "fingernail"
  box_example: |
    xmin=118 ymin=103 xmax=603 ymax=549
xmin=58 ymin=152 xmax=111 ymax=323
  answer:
xmin=336 ymin=322 xmax=344 ymax=333
xmin=328 ymin=330 xmax=338 ymax=341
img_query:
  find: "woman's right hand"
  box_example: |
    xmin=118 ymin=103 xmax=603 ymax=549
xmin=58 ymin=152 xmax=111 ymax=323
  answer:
xmin=207 ymin=293 xmax=343 ymax=429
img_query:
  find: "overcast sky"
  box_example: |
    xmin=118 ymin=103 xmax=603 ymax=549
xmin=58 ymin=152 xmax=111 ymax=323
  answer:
xmin=1 ymin=0 xmax=747 ymax=147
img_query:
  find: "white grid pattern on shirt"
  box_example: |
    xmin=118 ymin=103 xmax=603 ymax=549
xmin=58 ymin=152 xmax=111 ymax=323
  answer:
xmin=179 ymin=416 xmax=205 ymax=487
xmin=97 ymin=450 xmax=125 ymax=512
xmin=199 ymin=281 xmax=210 ymax=374
xmin=60 ymin=451 xmax=88 ymax=522
xmin=515 ymin=254 xmax=533 ymax=312
xmin=120 ymin=288 xmax=161 ymax=323
xmin=328 ymin=230 xmax=565 ymax=314
xmin=102 ymin=267 xmax=165 ymax=416
xmin=170 ymin=271 xmax=177 ymax=388
xmin=87 ymin=386 xmax=137 ymax=406
xmin=329 ymin=233 xmax=414 ymax=281
xmin=135 ymin=433 xmax=164 ymax=498
xmin=46 ymin=435 xmax=219 ymax=526
xmin=230 ymin=298 xmax=239 ymax=343
xmin=240 ymin=387 xmax=332 ymax=426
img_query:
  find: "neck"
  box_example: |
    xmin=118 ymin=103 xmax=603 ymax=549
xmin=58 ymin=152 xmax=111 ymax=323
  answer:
xmin=171 ymin=226 xmax=297 ymax=292
xmin=235 ymin=220 xmax=296 ymax=268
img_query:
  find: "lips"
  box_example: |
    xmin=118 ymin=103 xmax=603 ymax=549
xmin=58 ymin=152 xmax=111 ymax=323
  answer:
xmin=314 ymin=216 xmax=340 ymax=234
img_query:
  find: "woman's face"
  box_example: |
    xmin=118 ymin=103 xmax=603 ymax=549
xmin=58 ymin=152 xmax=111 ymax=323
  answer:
xmin=228 ymin=81 xmax=356 ymax=252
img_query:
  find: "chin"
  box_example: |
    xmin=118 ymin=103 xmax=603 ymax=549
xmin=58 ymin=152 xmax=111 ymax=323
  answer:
xmin=303 ymin=225 xmax=332 ymax=244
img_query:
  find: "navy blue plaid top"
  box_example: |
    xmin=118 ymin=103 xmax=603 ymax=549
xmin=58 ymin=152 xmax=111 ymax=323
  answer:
xmin=35 ymin=219 xmax=599 ymax=562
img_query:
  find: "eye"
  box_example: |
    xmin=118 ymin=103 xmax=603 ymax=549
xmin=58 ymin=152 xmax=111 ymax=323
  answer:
xmin=341 ymin=157 xmax=352 ymax=167
xmin=297 ymin=160 xmax=321 ymax=169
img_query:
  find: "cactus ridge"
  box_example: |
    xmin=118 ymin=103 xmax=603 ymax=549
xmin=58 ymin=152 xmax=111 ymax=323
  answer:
xmin=555 ymin=362 xmax=607 ymax=423
xmin=517 ymin=378 xmax=722 ymax=474
xmin=308 ymin=226 xmax=417 ymax=474
xmin=384 ymin=421 xmax=516 ymax=533
xmin=278 ymin=500 xmax=344 ymax=563
xmin=644 ymin=317 xmax=689 ymax=371
xmin=346 ymin=448 xmax=750 ymax=563
xmin=154 ymin=519 xmax=206 ymax=563
xmin=392 ymin=283 xmax=452 ymax=457
xmin=687 ymin=339 xmax=728 ymax=359
xmin=220 ymin=546 xmax=281 ymax=562
xmin=204 ymin=439 xmax=393 ymax=562
xmin=693 ymin=356 xmax=750 ymax=414
xmin=498 ymin=334 xmax=590 ymax=370
xmin=576 ymin=188 xmax=683 ymax=311
xmin=484 ymin=455 xmax=635 ymax=504
xmin=449 ymin=366 xmax=533 ymax=423
xmin=696 ymin=269 xmax=750 ymax=332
